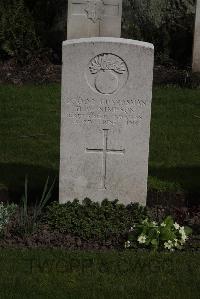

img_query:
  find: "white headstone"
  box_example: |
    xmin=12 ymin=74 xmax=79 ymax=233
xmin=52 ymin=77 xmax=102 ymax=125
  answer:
xmin=60 ymin=37 xmax=154 ymax=205
xmin=67 ymin=0 xmax=122 ymax=39
xmin=193 ymin=0 xmax=200 ymax=73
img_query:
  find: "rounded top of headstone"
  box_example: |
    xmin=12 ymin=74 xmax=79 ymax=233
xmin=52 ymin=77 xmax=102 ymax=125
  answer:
xmin=63 ymin=37 xmax=154 ymax=51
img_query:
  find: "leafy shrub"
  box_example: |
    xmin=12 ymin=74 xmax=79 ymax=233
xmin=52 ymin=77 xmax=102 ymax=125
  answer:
xmin=123 ymin=0 xmax=195 ymax=66
xmin=125 ymin=216 xmax=192 ymax=251
xmin=45 ymin=199 xmax=147 ymax=241
xmin=0 ymin=202 xmax=16 ymax=235
xmin=0 ymin=0 xmax=196 ymax=67
xmin=25 ymin=0 xmax=67 ymax=59
xmin=0 ymin=0 xmax=40 ymax=62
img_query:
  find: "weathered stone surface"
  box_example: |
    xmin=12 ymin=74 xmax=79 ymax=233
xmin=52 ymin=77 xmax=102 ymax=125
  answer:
xmin=193 ymin=0 xmax=200 ymax=73
xmin=67 ymin=0 xmax=122 ymax=39
xmin=60 ymin=37 xmax=154 ymax=205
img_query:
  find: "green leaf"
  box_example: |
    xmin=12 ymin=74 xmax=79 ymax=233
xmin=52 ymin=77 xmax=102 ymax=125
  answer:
xmin=163 ymin=216 xmax=174 ymax=227
xmin=148 ymin=228 xmax=158 ymax=239
xmin=184 ymin=226 xmax=192 ymax=235
xmin=160 ymin=228 xmax=176 ymax=241
xmin=128 ymin=234 xmax=137 ymax=242
xmin=151 ymin=239 xmax=158 ymax=246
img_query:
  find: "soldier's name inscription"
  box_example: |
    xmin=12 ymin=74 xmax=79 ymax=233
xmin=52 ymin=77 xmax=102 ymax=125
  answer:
xmin=64 ymin=96 xmax=147 ymax=126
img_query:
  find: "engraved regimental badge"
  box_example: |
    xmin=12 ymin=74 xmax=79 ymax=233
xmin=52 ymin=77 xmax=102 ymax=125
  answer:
xmin=86 ymin=53 xmax=129 ymax=95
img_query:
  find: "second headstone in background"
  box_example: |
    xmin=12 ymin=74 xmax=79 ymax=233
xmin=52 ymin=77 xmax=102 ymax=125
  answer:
xmin=193 ymin=0 xmax=200 ymax=73
xmin=67 ymin=0 xmax=122 ymax=39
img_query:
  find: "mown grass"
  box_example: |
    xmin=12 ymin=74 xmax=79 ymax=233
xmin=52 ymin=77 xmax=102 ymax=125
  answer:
xmin=0 ymin=84 xmax=200 ymax=195
xmin=0 ymin=249 xmax=199 ymax=299
xmin=0 ymin=84 xmax=60 ymax=194
xmin=149 ymin=86 xmax=200 ymax=192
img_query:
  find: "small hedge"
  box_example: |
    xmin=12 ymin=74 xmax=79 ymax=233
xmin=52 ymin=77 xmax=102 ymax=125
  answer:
xmin=0 ymin=0 xmax=40 ymax=62
xmin=0 ymin=199 xmax=199 ymax=250
xmin=45 ymin=199 xmax=147 ymax=241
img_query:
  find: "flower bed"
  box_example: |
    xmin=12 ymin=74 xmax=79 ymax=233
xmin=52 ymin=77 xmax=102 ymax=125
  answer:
xmin=0 ymin=199 xmax=199 ymax=251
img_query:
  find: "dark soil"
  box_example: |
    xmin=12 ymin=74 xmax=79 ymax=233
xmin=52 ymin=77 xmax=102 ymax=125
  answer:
xmin=0 ymin=204 xmax=199 ymax=250
xmin=0 ymin=58 xmax=197 ymax=86
xmin=0 ymin=224 xmax=125 ymax=250
xmin=0 ymin=224 xmax=199 ymax=251
xmin=153 ymin=65 xmax=192 ymax=86
xmin=147 ymin=190 xmax=200 ymax=208
xmin=0 ymin=58 xmax=61 ymax=85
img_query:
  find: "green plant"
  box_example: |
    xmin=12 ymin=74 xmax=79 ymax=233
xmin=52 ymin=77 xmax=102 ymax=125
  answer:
xmin=125 ymin=216 xmax=192 ymax=251
xmin=19 ymin=176 xmax=55 ymax=233
xmin=123 ymin=0 xmax=195 ymax=66
xmin=0 ymin=202 xmax=16 ymax=235
xmin=0 ymin=0 xmax=40 ymax=62
xmin=45 ymin=199 xmax=147 ymax=241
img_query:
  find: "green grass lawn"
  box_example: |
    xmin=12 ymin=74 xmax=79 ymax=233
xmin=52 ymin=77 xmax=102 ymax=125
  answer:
xmin=0 ymin=249 xmax=199 ymax=299
xmin=1 ymin=86 xmax=200 ymax=298
xmin=0 ymin=84 xmax=200 ymax=196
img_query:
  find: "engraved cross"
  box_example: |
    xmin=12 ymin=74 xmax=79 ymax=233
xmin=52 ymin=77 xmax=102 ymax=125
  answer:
xmin=68 ymin=0 xmax=122 ymax=38
xmin=84 ymin=0 xmax=104 ymax=23
xmin=71 ymin=0 xmax=121 ymax=21
xmin=86 ymin=129 xmax=125 ymax=189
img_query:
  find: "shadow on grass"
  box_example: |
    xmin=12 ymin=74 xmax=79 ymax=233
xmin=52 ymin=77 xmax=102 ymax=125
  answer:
xmin=0 ymin=163 xmax=59 ymax=203
xmin=0 ymin=163 xmax=199 ymax=206
xmin=148 ymin=166 xmax=200 ymax=206
xmin=149 ymin=166 xmax=200 ymax=192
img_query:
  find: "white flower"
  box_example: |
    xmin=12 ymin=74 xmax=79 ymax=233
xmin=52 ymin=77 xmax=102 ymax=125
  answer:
xmin=125 ymin=241 xmax=131 ymax=248
xmin=178 ymin=227 xmax=188 ymax=243
xmin=174 ymin=238 xmax=183 ymax=249
xmin=181 ymin=232 xmax=187 ymax=243
xmin=174 ymin=239 xmax=178 ymax=247
xmin=164 ymin=242 xmax=170 ymax=249
xmin=130 ymin=225 xmax=135 ymax=231
xmin=152 ymin=221 xmax=157 ymax=226
xmin=174 ymin=222 xmax=180 ymax=230
xmin=179 ymin=226 xmax=185 ymax=233
xmin=138 ymin=235 xmax=147 ymax=244
xmin=164 ymin=240 xmax=173 ymax=250
xmin=161 ymin=222 xmax=166 ymax=227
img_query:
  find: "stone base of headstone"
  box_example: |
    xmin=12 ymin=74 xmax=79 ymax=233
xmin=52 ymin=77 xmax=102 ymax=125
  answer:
xmin=192 ymin=0 xmax=200 ymax=74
